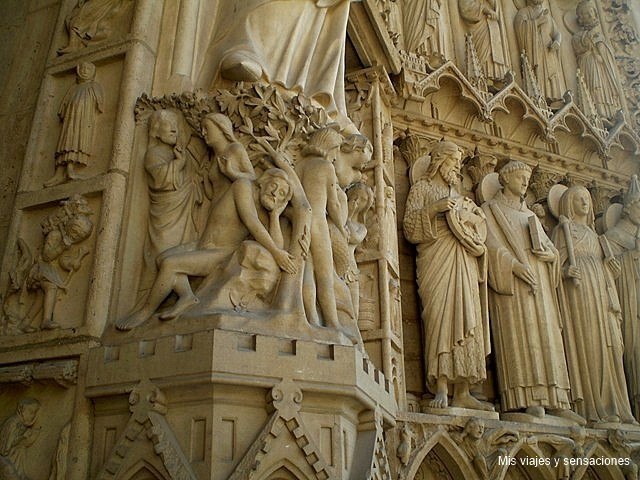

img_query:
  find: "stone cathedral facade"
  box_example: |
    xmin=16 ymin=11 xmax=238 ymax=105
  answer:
xmin=1 ymin=0 xmax=640 ymax=479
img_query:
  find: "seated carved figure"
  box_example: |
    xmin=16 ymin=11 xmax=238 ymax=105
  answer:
xmin=116 ymin=114 xmax=295 ymax=330
xmin=0 ymin=398 xmax=40 ymax=480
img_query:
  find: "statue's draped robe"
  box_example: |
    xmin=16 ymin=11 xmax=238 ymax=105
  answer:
xmin=458 ymin=0 xmax=509 ymax=79
xmin=197 ymin=0 xmax=350 ymax=115
xmin=605 ymin=218 xmax=640 ymax=418
xmin=514 ymin=5 xmax=565 ymax=100
xmin=572 ymin=27 xmax=621 ymax=120
xmin=553 ymin=223 xmax=634 ymax=423
xmin=56 ymin=80 xmax=104 ymax=167
xmin=404 ymin=180 xmax=489 ymax=387
xmin=482 ymin=193 xmax=571 ymax=411
xmin=145 ymin=146 xmax=199 ymax=260
xmin=402 ymin=0 xmax=447 ymax=57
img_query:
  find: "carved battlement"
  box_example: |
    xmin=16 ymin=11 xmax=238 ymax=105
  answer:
xmin=87 ymin=328 xmax=396 ymax=416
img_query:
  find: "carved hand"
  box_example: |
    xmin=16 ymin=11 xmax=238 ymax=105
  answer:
xmin=274 ymin=248 xmax=297 ymax=274
xmin=606 ymin=256 xmax=621 ymax=277
xmin=430 ymin=198 xmax=455 ymax=214
xmin=548 ymin=40 xmax=560 ymax=51
xmin=483 ymin=8 xmax=497 ymax=20
xmin=513 ymin=261 xmax=537 ymax=288
xmin=532 ymin=248 xmax=555 ymax=263
xmin=563 ymin=265 xmax=581 ymax=280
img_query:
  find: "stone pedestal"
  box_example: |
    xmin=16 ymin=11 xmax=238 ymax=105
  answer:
xmin=85 ymin=328 xmax=397 ymax=479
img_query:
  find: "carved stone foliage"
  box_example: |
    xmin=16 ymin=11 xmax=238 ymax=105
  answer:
xmin=120 ymin=85 xmax=373 ymax=348
xmin=57 ymin=0 xmax=134 ymax=55
xmin=2 ymin=194 xmax=94 ymax=335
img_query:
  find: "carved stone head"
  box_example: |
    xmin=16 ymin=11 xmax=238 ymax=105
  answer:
xmin=426 ymin=140 xmax=462 ymax=186
xmin=257 ymin=168 xmax=293 ymax=212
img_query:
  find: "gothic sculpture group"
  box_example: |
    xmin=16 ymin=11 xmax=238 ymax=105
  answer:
xmin=404 ymin=139 xmax=640 ymax=426
xmin=115 ymin=104 xmax=373 ymax=352
xmin=396 ymin=0 xmax=623 ymax=124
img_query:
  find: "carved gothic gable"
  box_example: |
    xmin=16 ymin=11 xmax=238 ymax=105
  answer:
xmin=228 ymin=380 xmax=333 ymax=480
xmin=96 ymin=380 xmax=197 ymax=480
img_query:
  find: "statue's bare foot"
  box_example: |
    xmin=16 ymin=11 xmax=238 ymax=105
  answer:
xmin=115 ymin=310 xmax=150 ymax=331
xmin=525 ymin=406 xmax=545 ymax=418
xmin=44 ymin=168 xmax=67 ymax=187
xmin=451 ymin=393 xmax=495 ymax=411
xmin=548 ymin=408 xmax=586 ymax=426
xmin=429 ymin=391 xmax=448 ymax=409
xmin=41 ymin=321 xmax=61 ymax=330
xmin=66 ymin=164 xmax=86 ymax=180
xmin=159 ymin=295 xmax=199 ymax=321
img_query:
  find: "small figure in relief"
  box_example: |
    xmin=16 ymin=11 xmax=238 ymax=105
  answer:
xmin=45 ymin=62 xmax=104 ymax=187
xmin=0 ymin=398 xmax=41 ymax=480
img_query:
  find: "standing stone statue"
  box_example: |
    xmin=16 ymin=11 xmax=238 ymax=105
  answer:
xmin=605 ymin=175 xmax=640 ymax=419
xmin=458 ymin=0 xmax=510 ymax=81
xmin=0 ymin=398 xmax=41 ymax=480
xmin=514 ymin=0 xmax=566 ymax=104
xmin=197 ymin=0 xmax=351 ymax=117
xmin=401 ymin=0 xmax=447 ymax=58
xmin=572 ymin=0 xmax=622 ymax=123
xmin=481 ymin=161 xmax=583 ymax=424
xmin=403 ymin=140 xmax=492 ymax=411
xmin=144 ymin=110 xmax=199 ymax=261
xmin=552 ymin=186 xmax=635 ymax=425
xmin=45 ymin=62 xmax=104 ymax=187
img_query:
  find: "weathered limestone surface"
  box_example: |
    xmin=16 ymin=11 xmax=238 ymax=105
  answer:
xmin=1 ymin=0 xmax=640 ymax=479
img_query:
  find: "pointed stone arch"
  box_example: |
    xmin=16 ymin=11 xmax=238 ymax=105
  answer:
xmin=118 ymin=460 xmax=170 ymax=480
xmin=502 ymin=443 xmax=556 ymax=480
xmin=405 ymin=430 xmax=477 ymax=480
xmin=260 ymin=460 xmax=308 ymax=480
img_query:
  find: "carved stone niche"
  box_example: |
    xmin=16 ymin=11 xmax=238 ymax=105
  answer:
xmin=1 ymin=194 xmax=97 ymax=338
xmin=86 ymin=329 xmax=397 ymax=479
xmin=0 ymin=361 xmax=78 ymax=480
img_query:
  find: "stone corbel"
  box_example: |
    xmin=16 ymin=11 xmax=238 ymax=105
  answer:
xmin=0 ymin=359 xmax=78 ymax=388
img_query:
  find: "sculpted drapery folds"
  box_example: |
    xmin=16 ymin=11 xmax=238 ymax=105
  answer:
xmin=401 ymin=0 xmax=447 ymax=57
xmin=458 ymin=0 xmax=510 ymax=80
xmin=605 ymin=175 xmax=640 ymax=420
xmin=552 ymin=186 xmax=635 ymax=425
xmin=514 ymin=0 xmax=566 ymax=103
xmin=481 ymin=162 xmax=583 ymax=424
xmin=57 ymin=0 xmax=134 ymax=54
xmin=45 ymin=62 xmax=104 ymax=187
xmin=572 ymin=0 xmax=623 ymax=123
xmin=197 ymin=0 xmax=351 ymax=118
xmin=403 ymin=140 xmax=492 ymax=411
xmin=0 ymin=398 xmax=40 ymax=480
xmin=144 ymin=110 xmax=199 ymax=261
